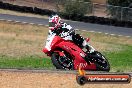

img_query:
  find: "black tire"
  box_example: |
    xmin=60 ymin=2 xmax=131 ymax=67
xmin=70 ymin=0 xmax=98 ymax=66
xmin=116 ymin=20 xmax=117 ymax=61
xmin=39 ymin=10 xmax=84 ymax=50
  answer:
xmin=51 ymin=52 xmax=74 ymax=70
xmin=90 ymin=51 xmax=110 ymax=72
xmin=76 ymin=76 xmax=87 ymax=85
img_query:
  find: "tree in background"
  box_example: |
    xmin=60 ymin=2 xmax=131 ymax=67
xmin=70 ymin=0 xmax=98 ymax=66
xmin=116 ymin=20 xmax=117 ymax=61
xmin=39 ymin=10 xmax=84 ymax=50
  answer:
xmin=56 ymin=0 xmax=92 ymax=19
xmin=107 ymin=0 xmax=132 ymax=21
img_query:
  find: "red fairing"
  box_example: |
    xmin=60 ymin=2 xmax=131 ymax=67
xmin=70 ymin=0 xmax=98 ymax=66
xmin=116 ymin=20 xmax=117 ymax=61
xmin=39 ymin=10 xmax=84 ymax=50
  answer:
xmin=55 ymin=40 xmax=96 ymax=70
xmin=43 ymin=36 xmax=62 ymax=56
xmin=42 ymin=48 xmax=50 ymax=56
xmin=43 ymin=48 xmax=48 ymax=54
xmin=43 ymin=34 xmax=96 ymax=70
xmin=74 ymin=60 xmax=96 ymax=70
xmin=50 ymin=36 xmax=62 ymax=50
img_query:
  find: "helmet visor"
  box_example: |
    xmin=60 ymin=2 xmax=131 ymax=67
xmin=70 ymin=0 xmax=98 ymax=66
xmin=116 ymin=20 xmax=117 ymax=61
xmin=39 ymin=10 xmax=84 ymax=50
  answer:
xmin=49 ymin=22 xmax=55 ymax=27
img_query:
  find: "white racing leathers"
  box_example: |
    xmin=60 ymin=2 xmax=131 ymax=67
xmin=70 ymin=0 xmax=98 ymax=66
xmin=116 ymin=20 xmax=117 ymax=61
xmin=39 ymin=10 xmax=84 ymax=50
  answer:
xmin=60 ymin=22 xmax=73 ymax=40
xmin=60 ymin=22 xmax=95 ymax=53
xmin=48 ymin=22 xmax=90 ymax=51
xmin=61 ymin=22 xmax=88 ymax=47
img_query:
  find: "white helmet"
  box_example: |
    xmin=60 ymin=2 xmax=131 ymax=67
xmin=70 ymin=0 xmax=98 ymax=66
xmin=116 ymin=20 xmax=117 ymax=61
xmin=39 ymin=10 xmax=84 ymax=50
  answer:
xmin=49 ymin=14 xmax=61 ymax=30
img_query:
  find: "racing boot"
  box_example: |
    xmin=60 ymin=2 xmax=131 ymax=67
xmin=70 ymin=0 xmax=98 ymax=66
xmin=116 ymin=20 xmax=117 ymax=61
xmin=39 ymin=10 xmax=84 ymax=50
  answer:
xmin=85 ymin=45 xmax=90 ymax=53
xmin=82 ymin=39 xmax=91 ymax=53
xmin=81 ymin=39 xmax=94 ymax=64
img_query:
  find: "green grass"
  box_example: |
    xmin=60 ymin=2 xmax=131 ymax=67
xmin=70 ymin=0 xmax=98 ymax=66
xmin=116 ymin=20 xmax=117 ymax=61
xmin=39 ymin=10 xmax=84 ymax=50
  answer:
xmin=104 ymin=45 xmax=132 ymax=72
xmin=0 ymin=55 xmax=54 ymax=69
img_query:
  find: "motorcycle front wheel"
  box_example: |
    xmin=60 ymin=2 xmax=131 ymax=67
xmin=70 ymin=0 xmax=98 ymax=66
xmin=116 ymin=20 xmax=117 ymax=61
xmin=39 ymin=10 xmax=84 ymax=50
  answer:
xmin=51 ymin=52 xmax=74 ymax=70
xmin=89 ymin=51 xmax=110 ymax=72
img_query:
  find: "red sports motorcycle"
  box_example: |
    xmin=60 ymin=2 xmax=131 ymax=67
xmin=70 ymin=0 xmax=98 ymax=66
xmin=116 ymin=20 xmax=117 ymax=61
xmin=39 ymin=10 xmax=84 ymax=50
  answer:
xmin=43 ymin=30 xmax=110 ymax=71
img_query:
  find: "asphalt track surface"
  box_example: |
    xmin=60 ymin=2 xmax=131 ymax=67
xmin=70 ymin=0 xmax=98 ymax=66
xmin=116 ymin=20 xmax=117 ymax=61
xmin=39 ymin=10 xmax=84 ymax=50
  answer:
xmin=0 ymin=14 xmax=132 ymax=37
xmin=0 ymin=69 xmax=132 ymax=77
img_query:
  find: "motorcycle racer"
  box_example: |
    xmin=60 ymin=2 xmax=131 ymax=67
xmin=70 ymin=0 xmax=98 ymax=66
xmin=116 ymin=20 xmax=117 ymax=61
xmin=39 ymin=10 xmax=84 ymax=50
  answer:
xmin=43 ymin=14 xmax=110 ymax=71
xmin=48 ymin=14 xmax=92 ymax=60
